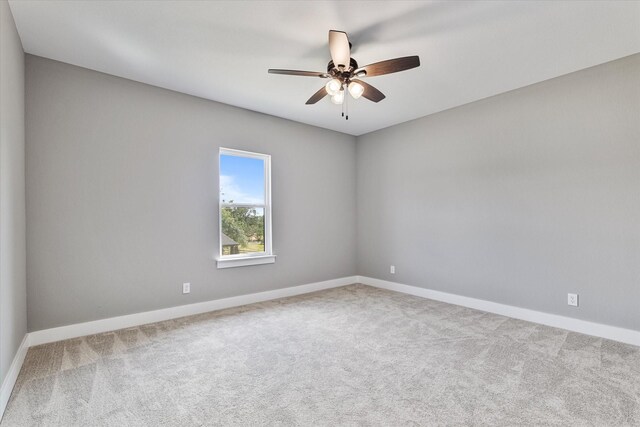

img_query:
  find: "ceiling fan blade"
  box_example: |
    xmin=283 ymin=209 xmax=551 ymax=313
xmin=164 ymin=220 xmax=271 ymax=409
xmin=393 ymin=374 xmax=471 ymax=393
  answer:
xmin=357 ymin=80 xmax=386 ymax=103
xmin=328 ymin=30 xmax=350 ymax=69
xmin=305 ymin=86 xmax=328 ymax=105
xmin=268 ymin=69 xmax=329 ymax=78
xmin=354 ymin=56 xmax=420 ymax=77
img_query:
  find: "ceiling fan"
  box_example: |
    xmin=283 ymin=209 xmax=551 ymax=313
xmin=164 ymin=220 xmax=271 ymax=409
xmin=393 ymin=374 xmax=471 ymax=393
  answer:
xmin=268 ymin=30 xmax=420 ymax=120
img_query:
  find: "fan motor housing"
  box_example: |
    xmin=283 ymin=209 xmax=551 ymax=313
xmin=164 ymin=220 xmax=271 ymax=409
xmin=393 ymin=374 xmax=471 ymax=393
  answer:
xmin=327 ymin=58 xmax=359 ymax=75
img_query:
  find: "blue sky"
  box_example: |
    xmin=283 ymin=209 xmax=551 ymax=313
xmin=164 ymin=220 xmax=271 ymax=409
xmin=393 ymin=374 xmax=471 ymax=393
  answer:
xmin=220 ymin=154 xmax=264 ymax=204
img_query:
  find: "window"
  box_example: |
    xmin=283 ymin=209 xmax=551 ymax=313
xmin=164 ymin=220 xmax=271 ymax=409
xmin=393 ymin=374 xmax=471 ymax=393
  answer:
xmin=217 ymin=148 xmax=274 ymax=268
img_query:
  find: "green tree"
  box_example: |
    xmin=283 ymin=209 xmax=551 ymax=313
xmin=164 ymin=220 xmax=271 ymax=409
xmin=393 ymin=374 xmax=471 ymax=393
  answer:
xmin=221 ymin=207 xmax=248 ymax=246
xmin=221 ymin=202 xmax=265 ymax=246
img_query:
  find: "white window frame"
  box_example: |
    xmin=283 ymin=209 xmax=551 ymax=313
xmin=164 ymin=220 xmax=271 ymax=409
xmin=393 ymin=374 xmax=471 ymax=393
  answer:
xmin=216 ymin=148 xmax=275 ymax=269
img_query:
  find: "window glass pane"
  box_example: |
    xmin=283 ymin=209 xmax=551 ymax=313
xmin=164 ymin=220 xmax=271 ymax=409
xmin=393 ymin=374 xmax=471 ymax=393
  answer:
xmin=220 ymin=154 xmax=265 ymax=205
xmin=221 ymin=207 xmax=265 ymax=255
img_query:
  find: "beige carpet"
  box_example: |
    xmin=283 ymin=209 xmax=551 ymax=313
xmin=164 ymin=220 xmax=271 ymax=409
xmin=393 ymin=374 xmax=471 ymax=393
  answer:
xmin=2 ymin=284 xmax=639 ymax=426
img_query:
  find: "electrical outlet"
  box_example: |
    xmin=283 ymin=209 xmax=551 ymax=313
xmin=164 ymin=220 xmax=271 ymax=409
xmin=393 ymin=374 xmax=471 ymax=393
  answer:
xmin=567 ymin=293 xmax=578 ymax=307
xmin=390 ymin=265 xmax=395 ymax=274
xmin=182 ymin=283 xmax=191 ymax=294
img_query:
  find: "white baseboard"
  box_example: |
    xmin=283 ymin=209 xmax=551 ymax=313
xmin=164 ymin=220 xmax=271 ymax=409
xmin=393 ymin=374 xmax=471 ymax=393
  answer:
xmin=29 ymin=276 xmax=358 ymax=347
xmin=0 ymin=334 xmax=29 ymax=422
xmin=358 ymin=276 xmax=640 ymax=347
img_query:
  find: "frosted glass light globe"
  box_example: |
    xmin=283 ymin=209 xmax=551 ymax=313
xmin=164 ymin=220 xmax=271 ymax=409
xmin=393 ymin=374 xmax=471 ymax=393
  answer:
xmin=325 ymin=79 xmax=342 ymax=96
xmin=331 ymin=91 xmax=344 ymax=105
xmin=348 ymin=81 xmax=364 ymax=99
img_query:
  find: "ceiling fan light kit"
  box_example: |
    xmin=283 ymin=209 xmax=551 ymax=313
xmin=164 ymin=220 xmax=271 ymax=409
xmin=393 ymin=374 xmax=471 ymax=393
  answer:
xmin=268 ymin=30 xmax=420 ymax=120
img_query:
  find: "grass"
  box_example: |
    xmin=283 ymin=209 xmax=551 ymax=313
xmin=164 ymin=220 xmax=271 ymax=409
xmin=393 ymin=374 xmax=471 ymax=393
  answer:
xmin=239 ymin=242 xmax=265 ymax=253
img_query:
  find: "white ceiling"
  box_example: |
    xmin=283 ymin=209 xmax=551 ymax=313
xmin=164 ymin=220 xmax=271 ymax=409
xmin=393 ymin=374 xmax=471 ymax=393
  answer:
xmin=9 ymin=0 xmax=640 ymax=136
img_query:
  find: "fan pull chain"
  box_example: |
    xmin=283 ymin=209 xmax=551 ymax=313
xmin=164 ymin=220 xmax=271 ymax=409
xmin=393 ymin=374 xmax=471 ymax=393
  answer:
xmin=345 ymin=88 xmax=349 ymax=120
xmin=341 ymin=84 xmax=345 ymax=118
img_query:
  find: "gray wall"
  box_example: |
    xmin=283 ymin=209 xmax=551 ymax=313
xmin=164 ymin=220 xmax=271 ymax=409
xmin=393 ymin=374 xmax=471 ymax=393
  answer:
xmin=0 ymin=0 xmax=27 ymax=384
xmin=26 ymin=55 xmax=357 ymax=331
xmin=23 ymin=50 xmax=640 ymax=333
xmin=357 ymin=54 xmax=640 ymax=331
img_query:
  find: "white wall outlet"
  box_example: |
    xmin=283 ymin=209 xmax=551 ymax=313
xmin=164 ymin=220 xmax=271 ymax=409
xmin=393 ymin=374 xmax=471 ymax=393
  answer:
xmin=182 ymin=283 xmax=191 ymax=294
xmin=390 ymin=265 xmax=395 ymax=274
xmin=567 ymin=293 xmax=578 ymax=307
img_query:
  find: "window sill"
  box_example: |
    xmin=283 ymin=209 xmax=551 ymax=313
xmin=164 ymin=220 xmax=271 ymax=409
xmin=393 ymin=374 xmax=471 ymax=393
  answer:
xmin=216 ymin=254 xmax=276 ymax=269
